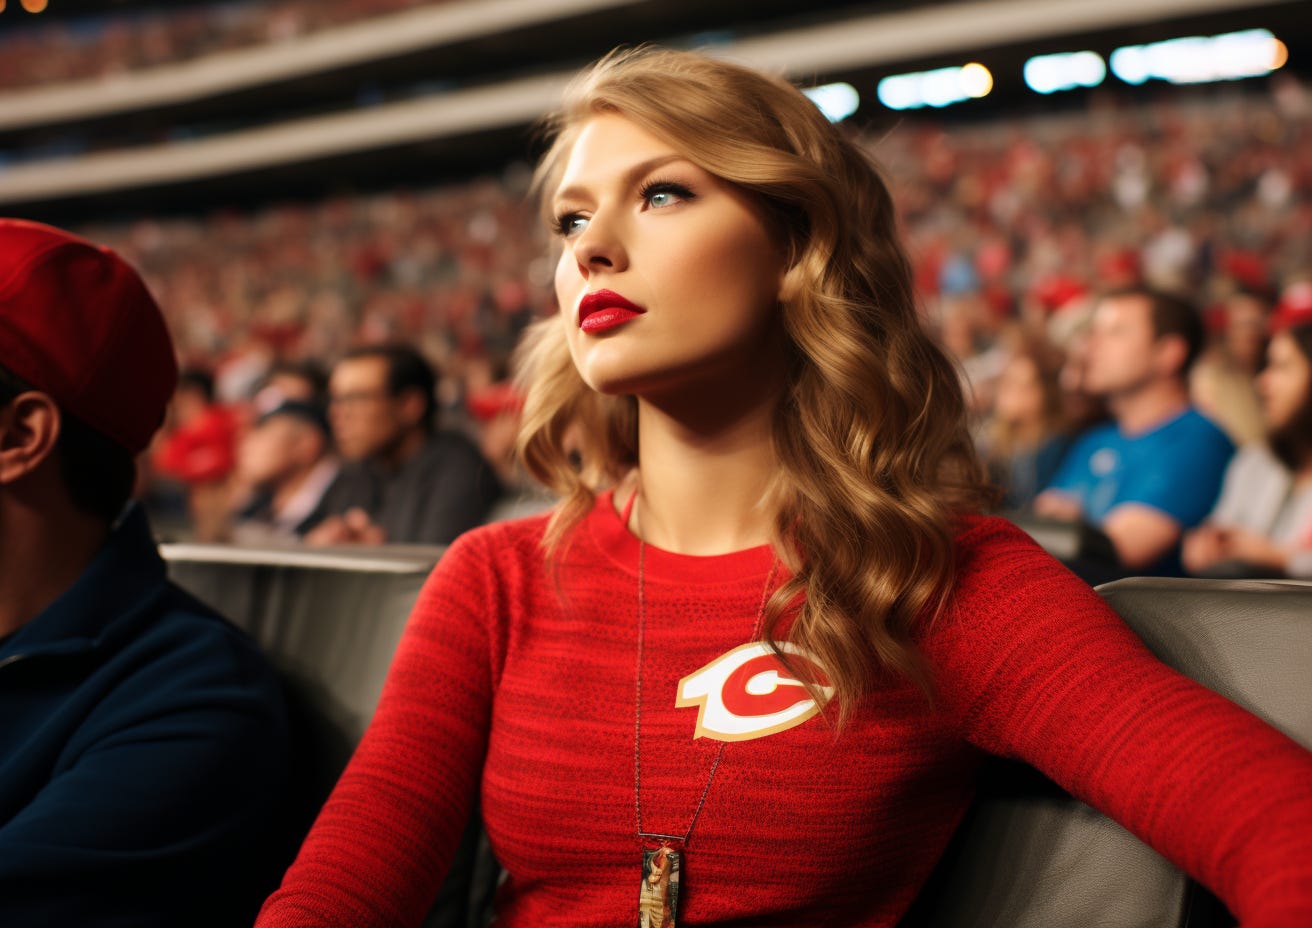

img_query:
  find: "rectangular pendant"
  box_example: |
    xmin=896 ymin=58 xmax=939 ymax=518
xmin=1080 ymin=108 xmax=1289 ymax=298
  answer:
xmin=638 ymin=847 xmax=681 ymax=928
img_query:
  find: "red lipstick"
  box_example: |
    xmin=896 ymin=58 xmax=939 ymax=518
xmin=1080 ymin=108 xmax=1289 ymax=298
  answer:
xmin=578 ymin=289 xmax=645 ymax=334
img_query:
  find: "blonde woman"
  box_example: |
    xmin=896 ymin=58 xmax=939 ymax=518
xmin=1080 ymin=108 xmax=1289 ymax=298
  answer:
xmin=258 ymin=49 xmax=1312 ymax=927
xmin=982 ymin=331 xmax=1072 ymax=508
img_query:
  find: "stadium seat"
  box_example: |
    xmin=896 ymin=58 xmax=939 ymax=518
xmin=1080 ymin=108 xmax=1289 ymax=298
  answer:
xmin=163 ymin=544 xmax=1310 ymax=927
xmin=161 ymin=541 xmax=492 ymax=928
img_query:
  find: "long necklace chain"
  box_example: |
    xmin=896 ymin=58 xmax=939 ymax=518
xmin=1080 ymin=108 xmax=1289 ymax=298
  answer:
xmin=633 ymin=537 xmax=779 ymax=847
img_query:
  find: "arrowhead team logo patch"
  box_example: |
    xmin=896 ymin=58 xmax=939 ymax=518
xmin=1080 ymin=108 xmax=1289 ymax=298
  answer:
xmin=676 ymin=642 xmax=833 ymax=742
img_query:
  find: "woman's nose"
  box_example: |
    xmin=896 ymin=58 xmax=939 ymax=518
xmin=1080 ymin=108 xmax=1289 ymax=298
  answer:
xmin=572 ymin=213 xmax=627 ymax=274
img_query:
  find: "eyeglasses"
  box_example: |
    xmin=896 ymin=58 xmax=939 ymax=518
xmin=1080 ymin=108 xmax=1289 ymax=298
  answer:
xmin=328 ymin=389 xmax=392 ymax=407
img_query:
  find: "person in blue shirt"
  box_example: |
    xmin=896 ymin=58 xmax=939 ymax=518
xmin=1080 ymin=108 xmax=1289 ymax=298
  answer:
xmin=1035 ymin=287 xmax=1234 ymax=576
xmin=0 ymin=219 xmax=292 ymax=926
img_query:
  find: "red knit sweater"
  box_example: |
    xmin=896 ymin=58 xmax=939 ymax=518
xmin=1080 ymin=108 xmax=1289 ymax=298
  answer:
xmin=257 ymin=491 xmax=1312 ymax=926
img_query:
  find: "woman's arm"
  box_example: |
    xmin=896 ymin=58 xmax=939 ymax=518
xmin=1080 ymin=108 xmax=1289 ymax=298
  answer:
xmin=932 ymin=517 xmax=1312 ymax=926
xmin=256 ymin=531 xmax=503 ymax=927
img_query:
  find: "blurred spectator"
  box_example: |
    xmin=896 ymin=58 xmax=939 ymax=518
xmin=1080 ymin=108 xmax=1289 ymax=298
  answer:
xmin=981 ymin=332 xmax=1072 ymax=509
xmin=1190 ymin=349 xmax=1266 ymax=447
xmin=14 ymin=72 xmax=1298 ymax=544
xmin=151 ymin=368 xmax=240 ymax=541
xmin=466 ymin=380 xmax=524 ymax=490
xmin=1272 ymin=280 xmax=1312 ymax=332
xmin=1047 ymin=301 xmax=1109 ymax=437
xmin=934 ymin=294 xmax=1007 ymax=415
xmin=466 ymin=379 xmax=555 ymax=522
xmin=0 ymin=0 xmax=438 ymax=92
xmin=251 ymin=360 xmax=330 ymax=415
xmin=308 ymin=344 xmax=502 ymax=545
xmin=1035 ymin=287 xmax=1234 ymax=576
xmin=1217 ymin=290 xmax=1272 ymax=377
xmin=1189 ymin=288 xmax=1271 ymax=446
xmin=0 ymin=218 xmax=290 ymax=927
xmin=230 ymin=400 xmax=340 ymax=543
xmin=1183 ymin=321 xmax=1312 ymax=578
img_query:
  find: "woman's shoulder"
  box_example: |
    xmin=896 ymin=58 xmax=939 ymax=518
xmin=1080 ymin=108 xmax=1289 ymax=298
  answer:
xmin=951 ymin=511 xmax=1043 ymax=563
xmin=946 ymin=512 xmax=1109 ymax=618
xmin=442 ymin=508 xmax=555 ymax=569
xmin=928 ymin=512 xmax=1138 ymax=695
xmin=1227 ymin=442 xmax=1287 ymax=477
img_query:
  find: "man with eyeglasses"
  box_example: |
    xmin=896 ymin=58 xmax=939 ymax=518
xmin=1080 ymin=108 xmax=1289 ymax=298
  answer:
xmin=308 ymin=344 xmax=502 ymax=545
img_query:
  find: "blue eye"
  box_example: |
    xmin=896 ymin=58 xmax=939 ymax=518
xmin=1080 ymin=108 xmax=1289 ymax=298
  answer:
xmin=555 ymin=214 xmax=589 ymax=237
xmin=641 ymin=181 xmax=695 ymax=210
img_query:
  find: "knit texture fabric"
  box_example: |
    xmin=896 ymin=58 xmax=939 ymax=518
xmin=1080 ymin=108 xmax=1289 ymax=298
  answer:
xmin=258 ymin=491 xmax=1312 ymax=927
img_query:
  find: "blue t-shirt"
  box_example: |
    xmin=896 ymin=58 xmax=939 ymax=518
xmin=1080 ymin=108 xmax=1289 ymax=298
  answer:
xmin=1045 ymin=407 xmax=1234 ymax=530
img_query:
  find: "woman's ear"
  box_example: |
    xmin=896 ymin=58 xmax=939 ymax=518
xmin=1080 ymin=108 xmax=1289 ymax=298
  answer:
xmin=0 ymin=392 xmax=62 ymax=485
xmin=778 ymin=261 xmax=805 ymax=305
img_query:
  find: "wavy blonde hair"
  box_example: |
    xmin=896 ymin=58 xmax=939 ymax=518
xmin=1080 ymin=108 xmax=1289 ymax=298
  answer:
xmin=516 ymin=47 xmax=992 ymax=722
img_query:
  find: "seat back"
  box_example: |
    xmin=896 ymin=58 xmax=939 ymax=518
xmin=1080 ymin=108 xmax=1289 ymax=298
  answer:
xmin=902 ymin=578 xmax=1312 ymax=928
xmin=163 ymin=542 xmax=499 ymax=927
xmin=163 ymin=542 xmax=440 ymax=739
xmin=164 ymin=542 xmax=441 ymax=827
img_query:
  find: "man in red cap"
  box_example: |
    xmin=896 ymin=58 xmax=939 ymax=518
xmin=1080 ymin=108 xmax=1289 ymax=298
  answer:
xmin=0 ymin=218 xmax=291 ymax=926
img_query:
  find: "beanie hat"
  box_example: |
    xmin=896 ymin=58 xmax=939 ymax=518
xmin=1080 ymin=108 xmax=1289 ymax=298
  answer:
xmin=1271 ymin=281 xmax=1312 ymax=334
xmin=257 ymin=399 xmax=330 ymax=438
xmin=0 ymin=218 xmax=178 ymax=453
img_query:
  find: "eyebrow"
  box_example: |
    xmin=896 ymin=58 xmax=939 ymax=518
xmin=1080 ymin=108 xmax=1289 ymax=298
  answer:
xmin=553 ymin=153 xmax=690 ymax=205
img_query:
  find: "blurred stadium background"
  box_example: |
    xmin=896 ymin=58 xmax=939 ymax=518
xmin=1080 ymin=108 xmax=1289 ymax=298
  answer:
xmin=0 ymin=0 xmax=1306 ymax=410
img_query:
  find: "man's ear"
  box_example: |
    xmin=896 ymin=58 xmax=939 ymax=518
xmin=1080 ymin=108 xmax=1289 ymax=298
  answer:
xmin=397 ymin=388 xmax=429 ymax=430
xmin=1154 ymin=333 xmax=1189 ymax=379
xmin=0 ymin=392 xmax=62 ymax=484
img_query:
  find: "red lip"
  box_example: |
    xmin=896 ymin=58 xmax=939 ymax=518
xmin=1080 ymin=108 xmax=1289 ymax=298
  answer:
xmin=578 ymin=289 xmax=645 ymax=334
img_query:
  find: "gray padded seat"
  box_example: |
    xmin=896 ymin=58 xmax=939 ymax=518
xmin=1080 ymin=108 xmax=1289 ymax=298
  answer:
xmin=163 ymin=543 xmax=497 ymax=928
xmin=163 ymin=541 xmax=441 ymax=748
xmin=904 ymin=578 xmax=1312 ymax=928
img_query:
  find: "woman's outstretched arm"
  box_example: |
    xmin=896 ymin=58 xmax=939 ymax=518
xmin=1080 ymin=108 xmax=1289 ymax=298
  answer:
xmin=256 ymin=529 xmax=505 ymax=927
xmin=932 ymin=516 xmax=1312 ymax=927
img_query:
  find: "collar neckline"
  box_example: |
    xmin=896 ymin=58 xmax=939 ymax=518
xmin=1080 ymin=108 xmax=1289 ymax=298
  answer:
xmin=1 ymin=504 xmax=166 ymax=657
xmin=585 ymin=488 xmax=776 ymax=585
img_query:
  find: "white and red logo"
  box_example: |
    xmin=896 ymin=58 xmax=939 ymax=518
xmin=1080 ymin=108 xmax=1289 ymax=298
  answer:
xmin=675 ymin=642 xmax=833 ymax=742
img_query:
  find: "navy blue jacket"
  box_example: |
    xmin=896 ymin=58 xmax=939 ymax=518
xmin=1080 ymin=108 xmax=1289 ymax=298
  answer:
xmin=0 ymin=506 xmax=291 ymax=926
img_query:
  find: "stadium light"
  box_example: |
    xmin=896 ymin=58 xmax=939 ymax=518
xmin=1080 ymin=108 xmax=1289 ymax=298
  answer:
xmin=1024 ymin=51 xmax=1107 ymax=95
xmin=802 ymin=82 xmax=861 ymax=123
xmin=877 ymin=63 xmax=994 ymax=111
xmin=1110 ymin=29 xmax=1287 ymax=86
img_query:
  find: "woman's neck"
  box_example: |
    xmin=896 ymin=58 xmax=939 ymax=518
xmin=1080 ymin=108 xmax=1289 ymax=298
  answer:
xmin=627 ymin=393 xmax=779 ymax=556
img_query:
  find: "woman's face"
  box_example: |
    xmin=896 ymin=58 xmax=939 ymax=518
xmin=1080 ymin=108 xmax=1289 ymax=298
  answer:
xmin=993 ymin=354 xmax=1045 ymax=426
xmin=1224 ymin=294 xmax=1268 ymax=372
xmin=1258 ymin=331 xmax=1311 ymax=431
xmin=551 ymin=114 xmax=787 ymax=400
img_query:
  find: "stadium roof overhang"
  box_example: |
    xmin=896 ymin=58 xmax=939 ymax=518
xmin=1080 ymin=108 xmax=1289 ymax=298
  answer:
xmin=0 ymin=0 xmax=1299 ymax=208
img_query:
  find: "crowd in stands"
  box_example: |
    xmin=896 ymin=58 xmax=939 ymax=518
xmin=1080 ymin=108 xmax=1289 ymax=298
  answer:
xmin=0 ymin=0 xmax=441 ymax=91
xmin=5 ymin=55 xmax=1311 ymax=924
xmin=75 ymin=79 xmax=1311 ymax=578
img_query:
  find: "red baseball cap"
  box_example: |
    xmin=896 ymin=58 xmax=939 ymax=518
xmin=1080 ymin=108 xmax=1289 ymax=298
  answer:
xmin=0 ymin=218 xmax=178 ymax=453
xmin=1271 ymin=281 xmax=1312 ymax=334
xmin=466 ymin=381 xmax=523 ymax=422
